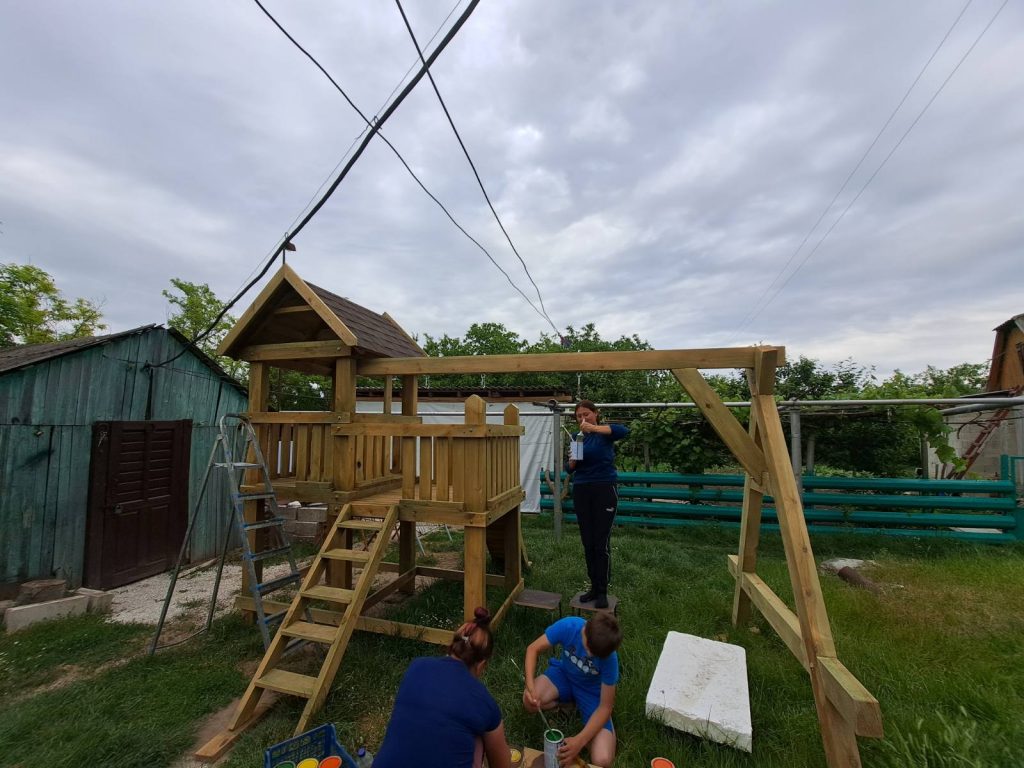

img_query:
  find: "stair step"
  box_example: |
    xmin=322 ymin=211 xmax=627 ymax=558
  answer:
xmin=322 ymin=547 xmax=371 ymax=563
xmin=243 ymin=517 xmax=286 ymax=532
xmin=247 ymin=545 xmax=292 ymax=563
xmin=301 ymin=584 xmax=355 ymax=604
xmin=257 ymin=669 xmax=316 ymax=698
xmin=256 ymin=573 xmax=301 ymax=594
xmin=282 ymin=620 xmax=338 ymax=644
xmin=235 ymin=492 xmax=277 ymax=502
xmin=337 ymin=519 xmax=385 ymax=531
xmin=351 ymin=503 xmax=394 ymax=517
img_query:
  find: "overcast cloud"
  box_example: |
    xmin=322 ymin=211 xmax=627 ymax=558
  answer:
xmin=1 ymin=1 xmax=1021 ymax=378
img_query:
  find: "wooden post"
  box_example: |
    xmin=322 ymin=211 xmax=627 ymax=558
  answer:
xmin=757 ymin=394 xmax=862 ymax=767
xmin=331 ymin=356 xmax=357 ymax=589
xmin=244 ymin=363 xmax=271 ymax=597
xmin=503 ymin=405 xmax=522 ymax=590
xmin=384 ymin=374 xmax=394 ymax=471
xmin=398 ymin=376 xmax=418 ymax=593
xmin=463 ymin=395 xmax=488 ymax=621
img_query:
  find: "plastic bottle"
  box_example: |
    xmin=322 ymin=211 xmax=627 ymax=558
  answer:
xmin=354 ymin=746 xmax=373 ymax=768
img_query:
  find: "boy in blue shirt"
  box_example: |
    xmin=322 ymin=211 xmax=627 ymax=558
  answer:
xmin=522 ymin=613 xmax=622 ymax=767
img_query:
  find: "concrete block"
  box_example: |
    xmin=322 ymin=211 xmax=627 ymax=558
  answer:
xmin=16 ymin=578 xmax=67 ymax=605
xmin=276 ymin=507 xmax=298 ymax=520
xmin=0 ymin=599 xmax=14 ymax=625
xmin=284 ymin=520 xmax=321 ymax=540
xmin=297 ymin=507 xmax=328 ymax=523
xmin=75 ymin=587 xmax=114 ymax=614
xmin=645 ymin=631 xmax=752 ymax=752
xmin=4 ymin=594 xmax=91 ymax=633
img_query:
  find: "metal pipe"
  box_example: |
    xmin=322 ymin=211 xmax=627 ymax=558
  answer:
xmin=550 ymin=397 xmax=1024 ymax=410
xmin=549 ymin=401 xmax=563 ymax=541
xmin=790 ymin=410 xmax=803 ymax=493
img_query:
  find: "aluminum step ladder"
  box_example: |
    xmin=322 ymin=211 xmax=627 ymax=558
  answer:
xmin=150 ymin=413 xmax=306 ymax=654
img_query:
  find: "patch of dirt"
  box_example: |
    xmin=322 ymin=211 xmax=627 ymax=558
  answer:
xmin=8 ymin=658 xmax=132 ymax=706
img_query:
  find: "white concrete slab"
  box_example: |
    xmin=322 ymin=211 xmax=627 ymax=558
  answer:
xmin=4 ymin=594 xmax=90 ymax=632
xmin=645 ymin=631 xmax=752 ymax=752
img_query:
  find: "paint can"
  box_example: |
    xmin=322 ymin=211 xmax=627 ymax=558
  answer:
xmin=650 ymin=759 xmax=676 ymax=768
xmin=543 ymin=728 xmax=565 ymax=768
xmin=509 ymin=746 xmax=524 ymax=768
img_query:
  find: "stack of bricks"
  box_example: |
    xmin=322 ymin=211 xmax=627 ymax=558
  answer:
xmin=278 ymin=503 xmax=330 ymax=544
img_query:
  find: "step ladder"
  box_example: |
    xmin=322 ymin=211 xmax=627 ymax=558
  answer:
xmin=943 ymin=406 xmax=1013 ymax=479
xmin=150 ymin=413 xmax=306 ymax=655
xmin=228 ymin=500 xmax=399 ymax=736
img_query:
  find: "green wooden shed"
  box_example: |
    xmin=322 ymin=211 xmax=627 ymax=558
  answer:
xmin=0 ymin=325 xmax=248 ymax=591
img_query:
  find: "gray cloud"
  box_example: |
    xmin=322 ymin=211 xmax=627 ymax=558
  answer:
xmin=1 ymin=0 xmax=1021 ymax=378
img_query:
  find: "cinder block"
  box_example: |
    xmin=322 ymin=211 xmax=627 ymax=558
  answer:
xmin=297 ymin=507 xmax=327 ymax=523
xmin=276 ymin=507 xmax=298 ymax=520
xmin=16 ymin=578 xmax=67 ymax=605
xmin=4 ymin=594 xmax=91 ymax=633
xmin=645 ymin=631 xmax=752 ymax=752
xmin=284 ymin=520 xmax=321 ymax=540
xmin=75 ymin=588 xmax=114 ymax=614
xmin=0 ymin=600 xmax=14 ymax=625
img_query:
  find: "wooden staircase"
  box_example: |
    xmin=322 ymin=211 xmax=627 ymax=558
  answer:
xmin=228 ymin=501 xmax=399 ymax=736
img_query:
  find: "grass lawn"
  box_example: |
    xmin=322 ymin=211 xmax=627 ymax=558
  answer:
xmin=1 ymin=516 xmax=1022 ymax=767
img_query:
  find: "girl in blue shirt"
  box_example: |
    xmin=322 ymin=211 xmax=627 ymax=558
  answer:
xmin=566 ymin=400 xmax=629 ymax=609
xmin=375 ymin=607 xmax=511 ymax=768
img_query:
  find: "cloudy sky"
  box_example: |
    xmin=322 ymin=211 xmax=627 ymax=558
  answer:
xmin=2 ymin=1 xmax=1021 ymax=378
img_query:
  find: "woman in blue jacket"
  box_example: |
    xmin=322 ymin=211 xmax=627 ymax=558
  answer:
xmin=567 ymin=400 xmax=629 ymax=609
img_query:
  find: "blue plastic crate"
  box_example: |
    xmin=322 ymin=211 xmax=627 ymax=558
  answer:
xmin=263 ymin=723 xmax=358 ymax=768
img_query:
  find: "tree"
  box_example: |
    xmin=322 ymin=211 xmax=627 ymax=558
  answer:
xmin=163 ymin=278 xmax=247 ymax=380
xmin=0 ymin=263 xmax=105 ymax=347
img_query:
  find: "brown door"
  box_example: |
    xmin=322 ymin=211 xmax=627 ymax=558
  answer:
xmin=85 ymin=420 xmax=192 ymax=589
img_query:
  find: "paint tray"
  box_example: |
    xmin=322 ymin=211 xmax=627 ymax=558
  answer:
xmin=263 ymin=723 xmax=358 ymax=768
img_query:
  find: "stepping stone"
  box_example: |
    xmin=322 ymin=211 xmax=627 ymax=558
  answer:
xmin=569 ymin=592 xmax=618 ymax=616
xmin=514 ymin=589 xmax=562 ymax=618
xmin=645 ymin=631 xmax=752 ymax=752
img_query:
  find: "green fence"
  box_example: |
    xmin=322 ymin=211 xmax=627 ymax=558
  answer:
xmin=538 ymin=455 xmax=1024 ymax=543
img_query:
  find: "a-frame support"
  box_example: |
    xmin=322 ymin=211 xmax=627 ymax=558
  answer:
xmin=672 ymin=351 xmax=882 ymax=768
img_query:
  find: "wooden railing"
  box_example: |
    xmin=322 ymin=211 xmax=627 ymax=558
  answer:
xmin=248 ymin=400 xmax=523 ymax=508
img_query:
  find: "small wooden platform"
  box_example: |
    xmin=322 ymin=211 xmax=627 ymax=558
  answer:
xmin=570 ymin=591 xmax=619 ymax=616
xmin=514 ymin=589 xmax=562 ymax=618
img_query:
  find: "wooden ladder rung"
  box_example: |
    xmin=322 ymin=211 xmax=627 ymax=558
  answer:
xmin=336 ymin=519 xmax=385 ymax=531
xmin=282 ymin=621 xmax=338 ymax=644
xmin=301 ymin=585 xmax=355 ymax=604
xmin=322 ymin=548 xmax=370 ymax=563
xmin=257 ymin=669 xmax=316 ymax=698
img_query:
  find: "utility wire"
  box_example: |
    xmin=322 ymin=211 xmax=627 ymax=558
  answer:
xmin=252 ymin=0 xmax=555 ymax=328
xmin=731 ymin=0 xmax=977 ymax=340
xmin=393 ymin=0 xmax=564 ymax=342
xmin=151 ymin=0 xmax=482 ymax=368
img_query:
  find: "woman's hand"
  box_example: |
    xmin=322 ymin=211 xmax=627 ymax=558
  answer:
xmin=557 ymin=735 xmax=584 ymax=766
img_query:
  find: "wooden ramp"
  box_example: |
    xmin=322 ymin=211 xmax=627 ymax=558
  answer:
xmin=228 ymin=501 xmax=398 ymax=737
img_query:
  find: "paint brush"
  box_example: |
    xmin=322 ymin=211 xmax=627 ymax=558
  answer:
xmin=509 ymin=657 xmax=552 ymax=732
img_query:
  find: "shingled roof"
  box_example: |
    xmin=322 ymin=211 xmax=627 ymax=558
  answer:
xmin=306 ymin=281 xmax=423 ymax=359
xmin=217 ymin=265 xmax=424 ymax=369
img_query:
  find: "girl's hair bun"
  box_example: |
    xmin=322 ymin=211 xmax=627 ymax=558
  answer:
xmin=473 ymin=606 xmax=492 ymax=627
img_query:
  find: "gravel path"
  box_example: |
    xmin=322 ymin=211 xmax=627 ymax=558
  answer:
xmin=108 ymin=559 xmax=298 ymax=625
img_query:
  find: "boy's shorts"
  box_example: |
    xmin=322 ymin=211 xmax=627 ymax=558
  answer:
xmin=542 ymin=660 xmax=614 ymax=733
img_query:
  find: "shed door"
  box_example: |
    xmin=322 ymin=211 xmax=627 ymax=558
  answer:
xmin=85 ymin=420 xmax=192 ymax=589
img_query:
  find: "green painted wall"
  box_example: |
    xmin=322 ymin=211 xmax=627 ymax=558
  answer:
xmin=0 ymin=328 xmax=247 ymax=587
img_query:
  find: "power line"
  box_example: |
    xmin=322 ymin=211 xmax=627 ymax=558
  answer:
xmin=393 ymin=0 xmax=564 ymax=342
xmin=151 ymin=0 xmax=482 ymax=368
xmin=251 ymin=0 xmax=556 ymax=329
xmin=730 ymin=0 xmax=977 ymax=340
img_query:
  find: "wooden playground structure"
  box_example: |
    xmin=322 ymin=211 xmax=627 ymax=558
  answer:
xmin=199 ymin=265 xmax=881 ymax=767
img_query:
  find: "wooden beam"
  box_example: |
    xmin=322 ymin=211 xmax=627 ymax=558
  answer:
xmin=237 ymin=340 xmax=351 ymax=361
xmin=673 ymin=368 xmax=766 ymax=478
xmin=357 ymin=347 xmax=784 ymax=376
xmin=272 ymin=305 xmax=316 ymax=315
xmin=818 ymin=657 xmax=884 ymax=738
xmin=732 ymin=414 xmax=766 ymax=627
xmin=728 ymin=555 xmax=806 ymax=667
xmin=193 ymin=693 xmax=279 ymax=762
xmin=752 ymin=346 xmax=781 ymax=396
xmin=332 ymin=423 xmax=523 ymax=438
xmin=217 ymin=268 xmax=291 ymax=356
xmin=756 ymin=394 xmax=864 ymax=767
xmin=245 ymin=412 xmax=342 ymax=424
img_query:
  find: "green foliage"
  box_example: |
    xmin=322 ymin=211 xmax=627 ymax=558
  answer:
xmin=162 ymin=278 xmax=247 ymax=381
xmin=0 ymin=262 xmax=105 ymax=347
xmin=874 ymin=707 xmax=1011 ymax=768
